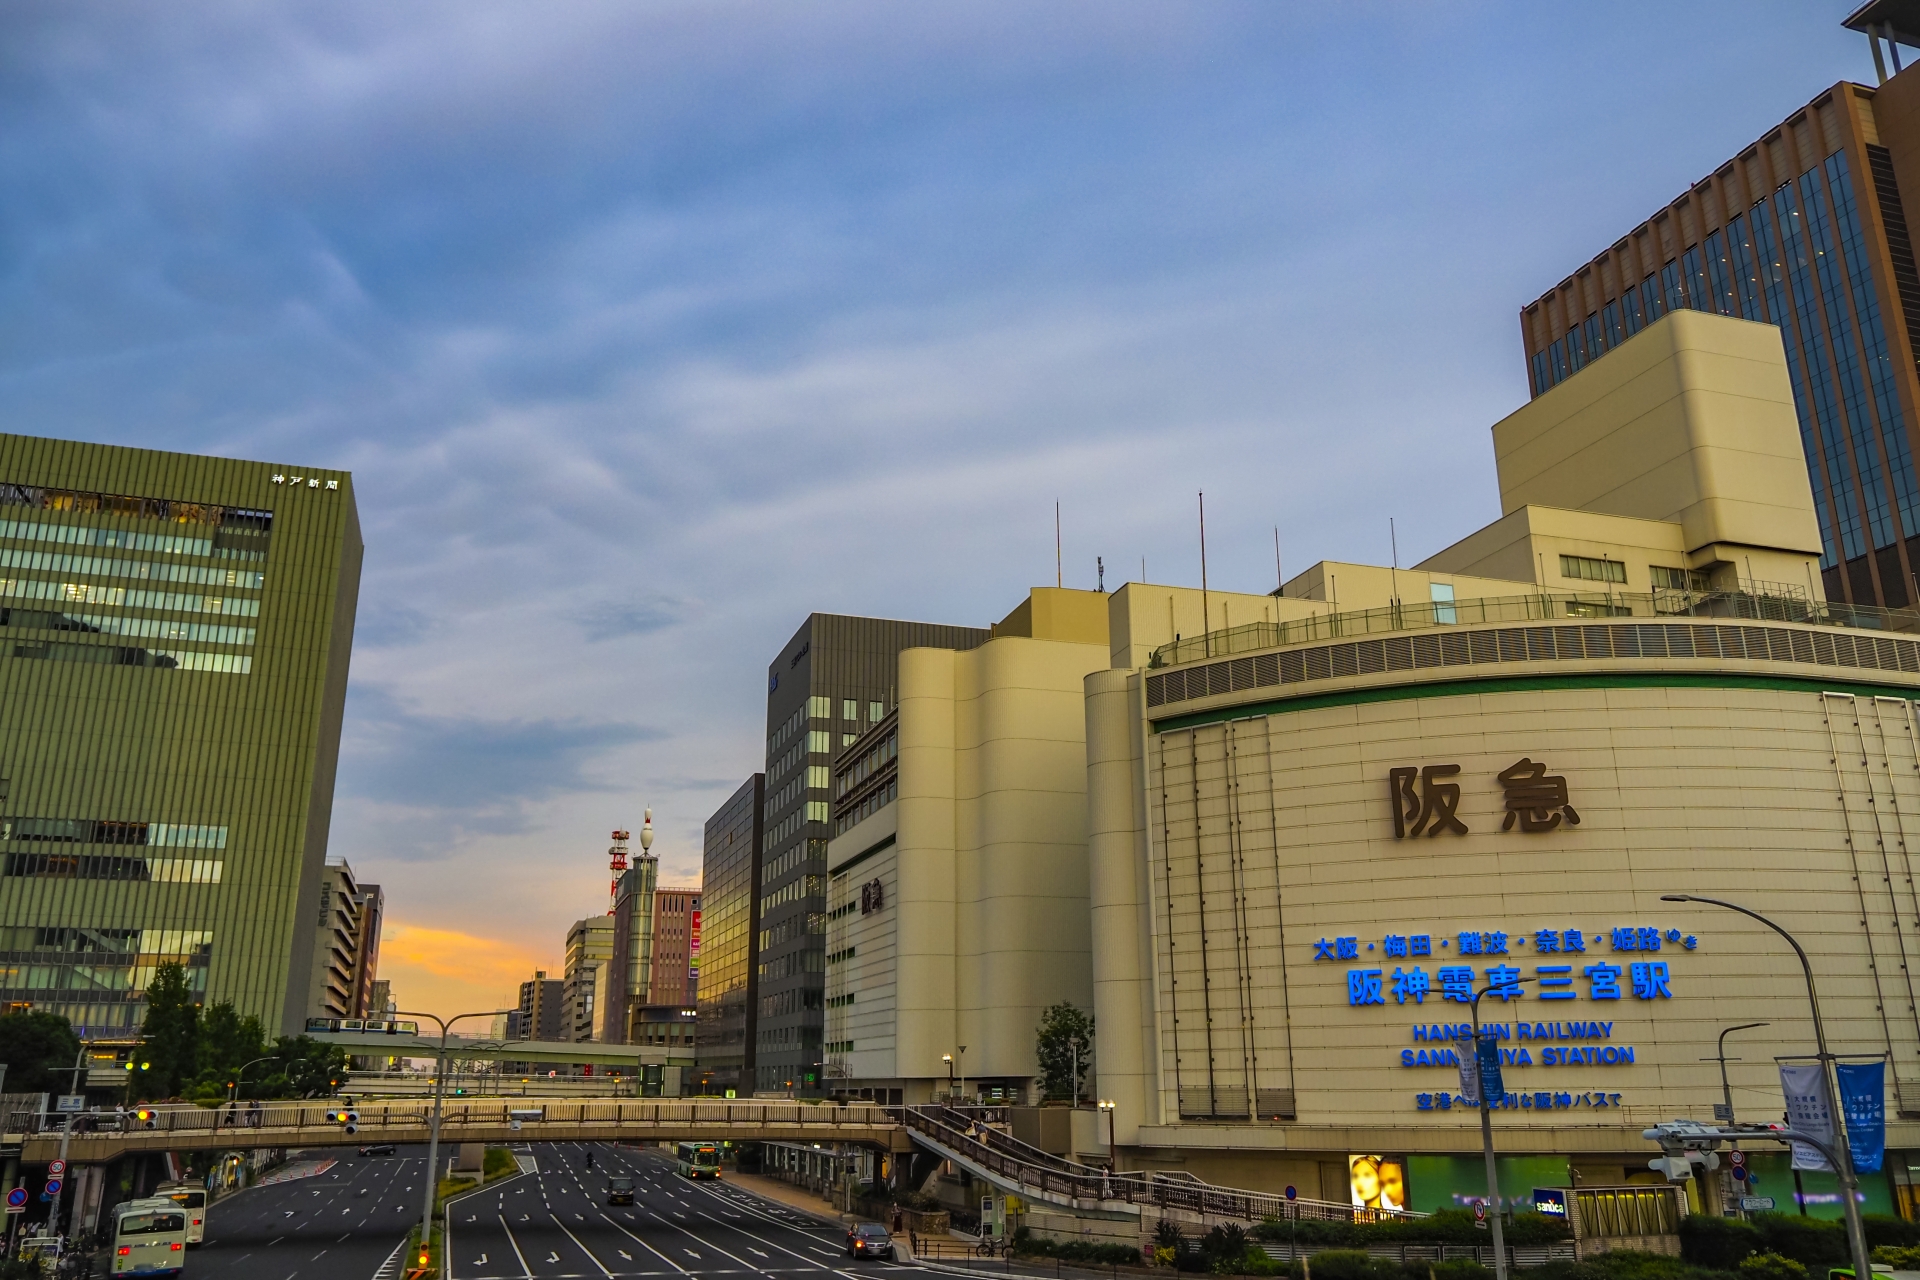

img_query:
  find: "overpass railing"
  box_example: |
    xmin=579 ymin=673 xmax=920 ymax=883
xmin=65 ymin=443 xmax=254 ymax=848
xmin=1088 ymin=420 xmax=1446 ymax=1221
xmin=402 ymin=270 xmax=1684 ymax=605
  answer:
xmin=7 ymin=1097 xmax=896 ymax=1140
xmin=900 ymin=1105 xmax=1408 ymax=1225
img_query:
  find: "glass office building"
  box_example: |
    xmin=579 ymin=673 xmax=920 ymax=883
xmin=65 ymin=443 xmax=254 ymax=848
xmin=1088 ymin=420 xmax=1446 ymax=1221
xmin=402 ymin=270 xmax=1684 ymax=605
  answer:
xmin=0 ymin=433 xmax=361 ymax=1037
xmin=695 ymin=773 xmax=761 ymax=1096
xmin=1520 ymin=66 xmax=1920 ymax=609
xmin=754 ymin=614 xmax=986 ymax=1095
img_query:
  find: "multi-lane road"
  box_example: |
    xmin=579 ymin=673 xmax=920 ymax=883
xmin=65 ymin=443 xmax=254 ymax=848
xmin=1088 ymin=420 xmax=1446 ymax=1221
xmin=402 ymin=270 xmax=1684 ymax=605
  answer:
xmin=188 ymin=1140 xmax=942 ymax=1279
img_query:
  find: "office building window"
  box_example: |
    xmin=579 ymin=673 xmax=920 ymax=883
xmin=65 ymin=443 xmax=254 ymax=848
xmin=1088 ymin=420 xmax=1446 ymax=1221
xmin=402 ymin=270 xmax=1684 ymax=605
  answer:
xmin=1558 ymin=555 xmax=1626 ymax=584
xmin=842 ymin=699 xmax=857 ymax=721
xmin=1429 ymin=582 xmax=1456 ymax=625
xmin=868 ymin=701 xmax=884 ymax=723
xmin=1603 ymin=301 xmax=1624 ymax=347
xmin=807 ymin=695 xmax=830 ymax=719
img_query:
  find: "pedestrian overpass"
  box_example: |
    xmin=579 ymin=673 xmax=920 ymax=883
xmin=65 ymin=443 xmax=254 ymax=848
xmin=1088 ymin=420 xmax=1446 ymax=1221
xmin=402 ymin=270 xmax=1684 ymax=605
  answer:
xmin=5 ymin=1097 xmax=910 ymax=1163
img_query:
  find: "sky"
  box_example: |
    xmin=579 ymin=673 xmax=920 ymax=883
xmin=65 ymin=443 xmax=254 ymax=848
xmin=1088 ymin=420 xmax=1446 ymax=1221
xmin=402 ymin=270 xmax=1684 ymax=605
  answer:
xmin=0 ymin=1 xmax=1885 ymax=1016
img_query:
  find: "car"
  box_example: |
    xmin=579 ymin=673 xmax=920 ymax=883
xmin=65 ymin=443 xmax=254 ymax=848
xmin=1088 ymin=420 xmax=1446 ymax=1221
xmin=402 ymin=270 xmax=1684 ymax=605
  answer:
xmin=846 ymin=1223 xmax=895 ymax=1261
xmin=357 ymin=1143 xmax=396 ymax=1157
xmin=606 ymin=1175 xmax=636 ymax=1206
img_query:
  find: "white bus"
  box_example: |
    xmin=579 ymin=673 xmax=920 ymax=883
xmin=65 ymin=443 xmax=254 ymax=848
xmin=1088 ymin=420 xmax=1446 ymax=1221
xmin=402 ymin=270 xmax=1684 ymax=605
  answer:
xmin=155 ymin=1180 xmax=207 ymax=1245
xmin=111 ymin=1196 xmax=189 ymax=1277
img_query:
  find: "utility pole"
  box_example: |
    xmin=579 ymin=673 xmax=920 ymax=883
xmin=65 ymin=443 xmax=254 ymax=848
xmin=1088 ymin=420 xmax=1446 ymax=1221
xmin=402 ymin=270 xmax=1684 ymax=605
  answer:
xmin=1704 ymin=1023 xmax=1768 ymax=1218
xmin=45 ymin=1044 xmax=86 ymax=1244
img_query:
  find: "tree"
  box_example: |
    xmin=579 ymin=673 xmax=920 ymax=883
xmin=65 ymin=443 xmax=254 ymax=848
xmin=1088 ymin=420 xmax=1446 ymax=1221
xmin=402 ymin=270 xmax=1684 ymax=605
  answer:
xmin=137 ymin=961 xmax=200 ymax=1099
xmin=1034 ymin=1003 xmax=1094 ymax=1102
xmin=188 ymin=1002 xmax=269 ymax=1101
xmin=0 ymin=1010 xmax=82 ymax=1095
xmin=260 ymin=1036 xmax=351 ymax=1098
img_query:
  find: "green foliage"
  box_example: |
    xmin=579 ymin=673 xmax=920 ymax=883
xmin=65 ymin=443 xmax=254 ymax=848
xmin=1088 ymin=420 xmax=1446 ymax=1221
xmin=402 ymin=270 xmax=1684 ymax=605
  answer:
xmin=1034 ymin=1002 xmax=1094 ymax=1102
xmin=484 ymin=1147 xmax=517 ymax=1179
xmin=1866 ymin=1215 xmax=1920 ymax=1250
xmin=1737 ymin=1253 xmax=1808 ymax=1280
xmin=1305 ymin=1249 xmax=1401 ymax=1280
xmin=893 ymin=1189 xmax=942 ymax=1211
xmin=262 ymin=1035 xmax=352 ymax=1098
xmin=1251 ymin=1210 xmax=1568 ymax=1250
xmin=1575 ymin=1249 xmax=1724 ymax=1280
xmin=138 ymin=961 xmax=200 ymax=1098
xmin=1875 ymin=1246 xmax=1920 ymax=1269
xmin=188 ymin=1001 xmax=269 ymax=1097
xmin=0 ymin=1011 xmax=81 ymax=1095
xmin=1431 ymin=1261 xmax=1492 ymax=1280
xmin=1157 ymin=1220 xmax=1189 ymax=1249
xmin=1680 ymin=1214 xmax=1763 ymax=1269
xmin=1008 ymin=1228 xmax=1139 ymax=1266
xmin=0 ymin=1257 xmax=42 ymax=1279
xmin=1205 ymin=1224 xmax=1251 ymax=1261
xmin=1752 ymin=1215 xmax=1847 ymax=1270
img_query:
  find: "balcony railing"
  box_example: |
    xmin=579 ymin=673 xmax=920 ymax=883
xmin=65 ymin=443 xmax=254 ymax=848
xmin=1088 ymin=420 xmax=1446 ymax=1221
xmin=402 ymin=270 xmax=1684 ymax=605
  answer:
xmin=1149 ymin=587 xmax=1919 ymax=669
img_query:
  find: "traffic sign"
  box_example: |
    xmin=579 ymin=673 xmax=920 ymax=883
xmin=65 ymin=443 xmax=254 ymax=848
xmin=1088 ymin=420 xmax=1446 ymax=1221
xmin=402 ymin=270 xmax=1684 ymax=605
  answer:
xmin=5 ymin=1188 xmax=26 ymax=1208
xmin=1732 ymin=1166 xmax=1748 ymax=1181
xmin=1742 ymin=1196 xmax=1776 ymax=1211
xmin=47 ymin=1160 xmax=65 ymax=1177
xmin=1284 ymin=1185 xmax=1297 ymax=1200
xmin=1713 ymin=1104 xmax=1734 ymax=1122
xmin=3 ymin=1207 xmax=20 ymax=1215
xmin=42 ymin=1179 xmax=61 ymax=1198
xmin=54 ymin=1096 xmax=83 ymax=1114
xmin=1728 ymin=1150 xmax=1746 ymax=1167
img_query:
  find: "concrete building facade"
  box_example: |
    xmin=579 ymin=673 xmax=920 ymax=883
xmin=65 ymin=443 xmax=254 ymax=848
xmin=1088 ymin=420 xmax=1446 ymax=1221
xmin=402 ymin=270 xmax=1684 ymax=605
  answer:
xmin=1520 ymin=20 xmax=1920 ymax=610
xmin=824 ymin=588 xmax=1110 ymax=1104
xmin=757 ymin=614 xmax=987 ymax=1094
xmin=563 ymin=914 xmax=614 ymax=1043
xmin=0 ymin=433 xmax=361 ymax=1036
xmin=1082 ymin=308 xmax=1920 ymax=1216
xmin=646 ymin=887 xmax=700 ymax=1007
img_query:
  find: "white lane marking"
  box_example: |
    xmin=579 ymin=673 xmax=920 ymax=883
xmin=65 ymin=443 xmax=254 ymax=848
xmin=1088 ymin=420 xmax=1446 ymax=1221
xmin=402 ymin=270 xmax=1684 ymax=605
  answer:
xmin=498 ymin=1214 xmax=535 ymax=1279
xmin=550 ymin=1214 xmax=615 ymax=1277
xmin=593 ymin=1212 xmax=692 ymax=1275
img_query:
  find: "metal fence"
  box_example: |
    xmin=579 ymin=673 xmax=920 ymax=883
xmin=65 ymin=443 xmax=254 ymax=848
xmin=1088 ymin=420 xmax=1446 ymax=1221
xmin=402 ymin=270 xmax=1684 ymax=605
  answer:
xmin=1150 ymin=588 xmax=1916 ymax=668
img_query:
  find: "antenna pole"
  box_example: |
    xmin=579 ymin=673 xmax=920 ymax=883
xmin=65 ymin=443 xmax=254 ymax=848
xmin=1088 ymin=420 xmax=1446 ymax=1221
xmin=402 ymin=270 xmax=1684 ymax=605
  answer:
xmin=1274 ymin=527 xmax=1282 ymax=595
xmin=1390 ymin=517 xmax=1400 ymax=610
xmin=1199 ymin=492 xmax=1210 ymax=658
xmin=1055 ymin=501 xmax=1063 ymax=589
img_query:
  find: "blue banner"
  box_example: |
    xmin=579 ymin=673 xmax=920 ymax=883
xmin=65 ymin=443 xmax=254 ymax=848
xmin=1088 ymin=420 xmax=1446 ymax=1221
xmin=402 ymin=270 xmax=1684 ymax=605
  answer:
xmin=1476 ymin=1033 xmax=1505 ymax=1099
xmin=1836 ymin=1060 xmax=1886 ymax=1174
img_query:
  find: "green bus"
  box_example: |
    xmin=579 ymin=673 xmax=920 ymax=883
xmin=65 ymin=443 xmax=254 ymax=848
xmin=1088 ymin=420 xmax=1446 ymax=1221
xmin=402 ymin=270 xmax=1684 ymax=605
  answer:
xmin=676 ymin=1141 xmax=722 ymax=1179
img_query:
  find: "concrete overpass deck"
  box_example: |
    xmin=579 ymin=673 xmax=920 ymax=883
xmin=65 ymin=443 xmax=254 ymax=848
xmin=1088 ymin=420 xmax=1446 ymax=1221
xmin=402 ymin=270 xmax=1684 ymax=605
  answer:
xmin=4 ymin=1098 xmax=908 ymax=1163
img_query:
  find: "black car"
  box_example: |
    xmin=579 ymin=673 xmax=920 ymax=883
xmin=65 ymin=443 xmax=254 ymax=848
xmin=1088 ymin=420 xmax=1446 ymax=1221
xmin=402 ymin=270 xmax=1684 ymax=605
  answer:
xmin=606 ymin=1175 xmax=635 ymax=1206
xmin=357 ymin=1143 xmax=396 ymax=1157
xmin=846 ymin=1223 xmax=894 ymax=1261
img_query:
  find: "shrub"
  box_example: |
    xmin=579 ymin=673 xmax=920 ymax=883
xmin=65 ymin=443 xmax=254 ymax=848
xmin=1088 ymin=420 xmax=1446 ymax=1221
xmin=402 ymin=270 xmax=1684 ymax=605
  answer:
xmin=1157 ymin=1221 xmax=1190 ymax=1249
xmin=1307 ymin=1250 xmax=1401 ymax=1280
xmin=1206 ymin=1225 xmax=1252 ymax=1261
xmin=1578 ymin=1249 xmax=1704 ymax=1280
xmin=1867 ymin=1216 xmax=1920 ymax=1250
xmin=1680 ymin=1214 xmax=1763 ymax=1269
xmin=1753 ymin=1215 xmax=1847 ymax=1270
xmin=1506 ymin=1214 xmax=1575 ymax=1246
xmin=1737 ymin=1254 xmax=1808 ymax=1280
xmin=1430 ymin=1261 xmax=1492 ymax=1280
xmin=1875 ymin=1246 xmax=1920 ymax=1269
xmin=1513 ymin=1261 xmax=1608 ymax=1280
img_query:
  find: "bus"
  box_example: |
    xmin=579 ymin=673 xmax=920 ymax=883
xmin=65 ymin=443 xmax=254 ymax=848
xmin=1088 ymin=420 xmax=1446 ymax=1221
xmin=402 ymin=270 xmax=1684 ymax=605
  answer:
xmin=675 ymin=1141 xmax=722 ymax=1179
xmin=155 ymin=1180 xmax=206 ymax=1245
xmin=111 ymin=1196 xmax=189 ymax=1277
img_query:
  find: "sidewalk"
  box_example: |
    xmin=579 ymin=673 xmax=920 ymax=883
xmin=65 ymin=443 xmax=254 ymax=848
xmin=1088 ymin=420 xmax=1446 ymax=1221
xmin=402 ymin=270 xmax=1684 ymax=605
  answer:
xmin=723 ymin=1171 xmax=878 ymax=1226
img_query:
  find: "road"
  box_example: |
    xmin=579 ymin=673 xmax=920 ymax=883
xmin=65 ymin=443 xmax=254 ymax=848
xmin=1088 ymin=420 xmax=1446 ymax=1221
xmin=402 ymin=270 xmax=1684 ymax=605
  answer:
xmin=189 ymin=1140 xmax=943 ymax=1279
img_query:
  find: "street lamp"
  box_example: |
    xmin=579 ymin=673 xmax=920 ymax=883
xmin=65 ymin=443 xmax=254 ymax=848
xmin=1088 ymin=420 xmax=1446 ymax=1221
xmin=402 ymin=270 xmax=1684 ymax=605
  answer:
xmin=1662 ymin=894 xmax=1872 ymax=1280
xmin=1705 ymin=1023 xmax=1768 ymax=1125
xmin=942 ymin=1055 xmax=954 ymax=1103
xmin=957 ymin=1045 xmax=967 ymax=1104
xmin=229 ymin=1055 xmax=298 ymax=1105
xmin=1097 ymin=1100 xmax=1117 ymax=1168
xmin=396 ymin=1008 xmax=512 ymax=1274
xmin=1469 ymin=973 xmax=1536 ymax=1280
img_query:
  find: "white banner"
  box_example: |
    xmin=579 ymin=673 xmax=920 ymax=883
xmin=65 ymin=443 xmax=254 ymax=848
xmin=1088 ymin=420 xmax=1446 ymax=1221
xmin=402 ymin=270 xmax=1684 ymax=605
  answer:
xmin=1458 ymin=1053 xmax=1480 ymax=1106
xmin=1780 ymin=1062 xmax=1835 ymax=1172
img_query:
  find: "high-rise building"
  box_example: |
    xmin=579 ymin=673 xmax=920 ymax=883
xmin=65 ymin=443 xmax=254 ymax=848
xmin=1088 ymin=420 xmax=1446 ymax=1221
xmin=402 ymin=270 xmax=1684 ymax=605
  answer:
xmin=646 ymin=887 xmax=701 ymax=1006
xmin=604 ymin=844 xmax=659 ymax=1044
xmin=1521 ymin=18 xmax=1920 ymax=608
xmin=563 ymin=914 xmax=614 ymax=1042
xmin=0 ymin=434 xmax=361 ymax=1036
xmin=513 ymin=970 xmax=565 ymax=1042
xmin=695 ymin=774 xmax=763 ymax=1097
xmin=306 ymin=860 xmax=367 ymax=1019
xmin=349 ymin=881 xmax=383 ymax=1017
xmin=756 ymin=615 xmax=987 ymax=1094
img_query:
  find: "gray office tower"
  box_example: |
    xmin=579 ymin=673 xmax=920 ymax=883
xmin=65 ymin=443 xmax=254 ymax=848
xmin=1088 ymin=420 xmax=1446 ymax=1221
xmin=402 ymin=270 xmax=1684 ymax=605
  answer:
xmin=695 ymin=773 xmax=763 ymax=1097
xmin=756 ymin=614 xmax=986 ymax=1095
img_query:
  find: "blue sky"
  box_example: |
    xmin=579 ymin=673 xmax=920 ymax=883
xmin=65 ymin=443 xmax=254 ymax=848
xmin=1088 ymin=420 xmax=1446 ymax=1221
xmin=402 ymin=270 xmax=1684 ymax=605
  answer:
xmin=0 ymin=1 xmax=1881 ymax=1009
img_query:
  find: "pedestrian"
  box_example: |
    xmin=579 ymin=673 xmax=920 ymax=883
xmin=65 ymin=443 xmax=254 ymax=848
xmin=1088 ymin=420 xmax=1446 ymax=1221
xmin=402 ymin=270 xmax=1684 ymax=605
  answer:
xmin=892 ymin=1209 xmax=902 ymax=1233
xmin=247 ymin=1098 xmax=262 ymax=1128
xmin=224 ymin=1100 xmax=238 ymax=1128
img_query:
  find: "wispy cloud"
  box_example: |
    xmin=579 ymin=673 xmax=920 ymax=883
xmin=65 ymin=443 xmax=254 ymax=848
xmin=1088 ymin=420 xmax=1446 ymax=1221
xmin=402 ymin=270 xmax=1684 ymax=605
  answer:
xmin=0 ymin=0 xmax=1873 ymax=1010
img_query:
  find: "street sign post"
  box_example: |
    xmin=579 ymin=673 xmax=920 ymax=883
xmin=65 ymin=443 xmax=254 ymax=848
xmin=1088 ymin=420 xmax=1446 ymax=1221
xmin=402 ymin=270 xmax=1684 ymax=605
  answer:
xmin=1742 ymin=1196 xmax=1776 ymax=1211
xmin=46 ymin=1161 xmax=64 ymax=1178
xmin=54 ymin=1097 xmax=83 ymax=1115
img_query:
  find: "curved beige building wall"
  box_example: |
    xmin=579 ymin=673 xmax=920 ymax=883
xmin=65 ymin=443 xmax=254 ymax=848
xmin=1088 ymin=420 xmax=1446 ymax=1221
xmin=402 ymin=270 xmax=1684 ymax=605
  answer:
xmin=1099 ymin=615 xmax=1920 ymax=1163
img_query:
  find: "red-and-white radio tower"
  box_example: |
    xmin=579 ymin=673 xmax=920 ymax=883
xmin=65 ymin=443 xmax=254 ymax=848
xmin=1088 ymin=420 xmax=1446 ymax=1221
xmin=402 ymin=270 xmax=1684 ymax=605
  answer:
xmin=607 ymin=827 xmax=630 ymax=914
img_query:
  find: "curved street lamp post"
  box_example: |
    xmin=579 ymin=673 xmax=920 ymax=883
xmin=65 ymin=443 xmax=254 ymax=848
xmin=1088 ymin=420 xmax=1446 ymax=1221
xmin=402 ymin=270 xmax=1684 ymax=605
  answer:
xmin=395 ymin=1009 xmax=512 ymax=1273
xmin=1662 ymin=895 xmax=1871 ymax=1280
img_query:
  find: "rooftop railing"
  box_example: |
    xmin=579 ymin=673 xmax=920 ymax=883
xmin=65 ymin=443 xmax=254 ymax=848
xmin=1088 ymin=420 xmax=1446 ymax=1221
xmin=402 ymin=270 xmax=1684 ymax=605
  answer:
xmin=1148 ymin=587 xmax=1920 ymax=669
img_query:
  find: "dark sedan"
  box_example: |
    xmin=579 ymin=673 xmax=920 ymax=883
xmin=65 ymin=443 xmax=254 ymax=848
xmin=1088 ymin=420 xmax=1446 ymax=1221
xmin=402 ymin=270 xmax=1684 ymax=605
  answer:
xmin=846 ymin=1223 xmax=895 ymax=1260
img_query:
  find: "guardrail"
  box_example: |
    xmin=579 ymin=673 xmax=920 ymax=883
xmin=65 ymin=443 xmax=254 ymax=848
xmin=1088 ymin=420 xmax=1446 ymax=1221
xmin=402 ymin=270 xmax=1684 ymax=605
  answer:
xmin=898 ymin=1106 xmax=1408 ymax=1226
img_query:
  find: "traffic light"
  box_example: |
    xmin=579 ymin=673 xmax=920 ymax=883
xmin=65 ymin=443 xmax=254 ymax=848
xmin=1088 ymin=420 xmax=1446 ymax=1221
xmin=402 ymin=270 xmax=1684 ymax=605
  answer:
xmin=134 ymin=1109 xmax=155 ymax=1129
xmin=327 ymin=1108 xmax=360 ymax=1135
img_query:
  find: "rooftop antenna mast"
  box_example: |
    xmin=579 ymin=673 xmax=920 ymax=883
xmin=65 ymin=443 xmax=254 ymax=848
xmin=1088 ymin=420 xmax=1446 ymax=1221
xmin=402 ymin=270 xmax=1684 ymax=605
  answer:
xmin=607 ymin=828 xmax=630 ymax=915
xmin=1199 ymin=492 xmax=1211 ymax=658
xmin=1390 ymin=517 xmax=1400 ymax=608
xmin=1055 ymin=501 xmax=1063 ymax=589
xmin=1274 ymin=526 xmax=1283 ymax=596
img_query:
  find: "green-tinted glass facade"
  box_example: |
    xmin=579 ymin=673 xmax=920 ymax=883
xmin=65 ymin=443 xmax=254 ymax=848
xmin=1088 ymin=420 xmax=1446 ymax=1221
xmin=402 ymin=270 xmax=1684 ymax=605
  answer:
xmin=0 ymin=433 xmax=361 ymax=1037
